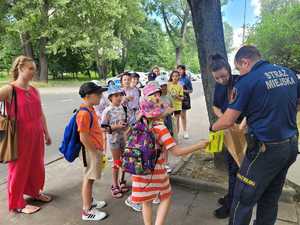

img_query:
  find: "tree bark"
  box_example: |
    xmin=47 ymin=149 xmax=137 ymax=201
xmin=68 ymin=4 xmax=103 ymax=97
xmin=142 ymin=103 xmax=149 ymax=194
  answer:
xmin=175 ymin=46 xmax=182 ymax=65
xmin=39 ymin=37 xmax=48 ymax=82
xmin=187 ymin=0 xmax=227 ymax=123
xmin=187 ymin=0 xmax=228 ymax=169
xmin=20 ymin=32 xmax=34 ymax=59
xmin=38 ymin=0 xmax=49 ymax=82
xmin=20 ymin=32 xmax=39 ymax=80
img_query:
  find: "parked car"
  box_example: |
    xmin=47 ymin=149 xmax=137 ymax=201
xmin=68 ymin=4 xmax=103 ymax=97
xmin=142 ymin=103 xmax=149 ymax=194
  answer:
xmin=106 ymin=71 xmax=148 ymax=88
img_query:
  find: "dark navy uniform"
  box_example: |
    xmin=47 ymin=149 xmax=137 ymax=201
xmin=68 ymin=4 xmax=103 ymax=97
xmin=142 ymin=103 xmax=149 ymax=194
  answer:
xmin=227 ymin=61 xmax=299 ymax=225
xmin=213 ymin=75 xmax=241 ymax=211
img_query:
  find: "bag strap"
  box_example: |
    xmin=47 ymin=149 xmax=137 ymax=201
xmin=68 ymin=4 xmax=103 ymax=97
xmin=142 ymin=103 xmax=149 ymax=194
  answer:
xmin=79 ymin=107 xmax=93 ymax=128
xmin=77 ymin=107 xmax=94 ymax=168
xmin=3 ymin=85 xmax=17 ymax=120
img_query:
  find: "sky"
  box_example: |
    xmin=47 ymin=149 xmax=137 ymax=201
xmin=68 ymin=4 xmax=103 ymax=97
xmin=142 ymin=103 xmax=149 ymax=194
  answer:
xmin=223 ymin=0 xmax=261 ymax=64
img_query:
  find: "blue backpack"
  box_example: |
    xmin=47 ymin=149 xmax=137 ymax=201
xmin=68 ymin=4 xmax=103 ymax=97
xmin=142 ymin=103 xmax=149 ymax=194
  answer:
xmin=59 ymin=108 xmax=93 ymax=163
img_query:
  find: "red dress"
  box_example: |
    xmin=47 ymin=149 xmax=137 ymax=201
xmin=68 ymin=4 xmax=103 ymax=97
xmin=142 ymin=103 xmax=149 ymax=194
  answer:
xmin=7 ymin=85 xmax=45 ymax=211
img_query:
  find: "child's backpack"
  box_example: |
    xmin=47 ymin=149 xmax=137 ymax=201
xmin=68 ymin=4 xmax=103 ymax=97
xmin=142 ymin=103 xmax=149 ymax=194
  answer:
xmin=122 ymin=118 xmax=160 ymax=175
xmin=59 ymin=108 xmax=93 ymax=165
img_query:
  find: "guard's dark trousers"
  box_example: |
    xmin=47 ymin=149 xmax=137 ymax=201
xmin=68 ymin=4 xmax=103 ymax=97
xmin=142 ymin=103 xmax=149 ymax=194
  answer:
xmin=229 ymin=136 xmax=298 ymax=225
xmin=226 ymin=151 xmax=239 ymax=208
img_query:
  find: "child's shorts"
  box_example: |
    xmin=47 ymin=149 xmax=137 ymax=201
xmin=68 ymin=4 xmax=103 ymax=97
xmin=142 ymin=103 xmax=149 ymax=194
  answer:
xmin=81 ymin=150 xmax=103 ymax=180
xmin=109 ymin=137 xmax=126 ymax=150
xmin=173 ymin=110 xmax=181 ymax=116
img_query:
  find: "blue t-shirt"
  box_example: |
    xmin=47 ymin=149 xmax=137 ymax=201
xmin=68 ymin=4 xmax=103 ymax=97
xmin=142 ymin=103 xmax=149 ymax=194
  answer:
xmin=179 ymin=74 xmax=193 ymax=91
xmin=213 ymin=75 xmax=240 ymax=113
xmin=228 ymin=60 xmax=299 ymax=142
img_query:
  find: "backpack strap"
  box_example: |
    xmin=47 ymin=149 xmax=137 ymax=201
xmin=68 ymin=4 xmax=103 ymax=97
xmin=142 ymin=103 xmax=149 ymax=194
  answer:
xmin=77 ymin=107 xmax=94 ymax=167
xmin=79 ymin=107 xmax=94 ymax=128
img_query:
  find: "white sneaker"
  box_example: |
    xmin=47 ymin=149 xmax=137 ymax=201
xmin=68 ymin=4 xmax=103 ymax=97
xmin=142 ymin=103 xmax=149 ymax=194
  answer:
xmin=107 ymin=157 xmax=113 ymax=162
xmin=91 ymin=199 xmax=107 ymax=209
xmin=125 ymin=196 xmax=142 ymax=212
xmin=165 ymin=164 xmax=172 ymax=173
xmin=152 ymin=198 xmax=160 ymax=204
xmin=183 ymin=132 xmax=189 ymax=139
xmin=82 ymin=208 xmax=108 ymax=221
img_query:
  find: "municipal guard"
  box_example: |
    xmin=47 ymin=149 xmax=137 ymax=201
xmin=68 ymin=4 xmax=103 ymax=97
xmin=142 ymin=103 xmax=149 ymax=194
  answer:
xmin=210 ymin=45 xmax=299 ymax=225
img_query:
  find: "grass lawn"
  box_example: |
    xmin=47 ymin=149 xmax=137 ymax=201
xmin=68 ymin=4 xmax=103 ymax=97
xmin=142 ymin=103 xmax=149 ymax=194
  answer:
xmin=0 ymin=74 xmax=107 ymax=88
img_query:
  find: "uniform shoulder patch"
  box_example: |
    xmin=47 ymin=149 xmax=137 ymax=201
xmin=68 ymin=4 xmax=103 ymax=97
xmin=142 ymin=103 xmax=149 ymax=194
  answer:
xmin=229 ymin=87 xmax=238 ymax=104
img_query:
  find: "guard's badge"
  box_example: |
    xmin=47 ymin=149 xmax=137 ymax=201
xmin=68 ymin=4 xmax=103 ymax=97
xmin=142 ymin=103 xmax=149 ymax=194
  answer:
xmin=229 ymin=87 xmax=238 ymax=104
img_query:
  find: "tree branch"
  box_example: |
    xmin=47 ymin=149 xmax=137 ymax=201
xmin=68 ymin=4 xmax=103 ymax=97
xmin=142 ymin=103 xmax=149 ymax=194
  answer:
xmin=161 ymin=6 xmax=177 ymax=47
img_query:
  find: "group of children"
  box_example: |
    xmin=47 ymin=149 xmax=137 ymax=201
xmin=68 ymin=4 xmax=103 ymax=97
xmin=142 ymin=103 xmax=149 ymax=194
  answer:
xmin=75 ymin=70 xmax=209 ymax=225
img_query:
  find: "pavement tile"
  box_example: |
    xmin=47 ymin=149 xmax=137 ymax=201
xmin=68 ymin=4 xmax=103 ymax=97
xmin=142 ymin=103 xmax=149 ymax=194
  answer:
xmin=278 ymin=202 xmax=298 ymax=223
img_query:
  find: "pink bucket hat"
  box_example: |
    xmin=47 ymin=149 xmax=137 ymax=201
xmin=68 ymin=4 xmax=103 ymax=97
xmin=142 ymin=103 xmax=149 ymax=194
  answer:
xmin=140 ymin=97 xmax=165 ymax=118
xmin=142 ymin=81 xmax=161 ymax=97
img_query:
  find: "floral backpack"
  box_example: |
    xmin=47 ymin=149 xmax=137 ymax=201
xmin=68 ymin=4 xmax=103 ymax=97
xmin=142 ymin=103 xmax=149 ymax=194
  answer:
xmin=122 ymin=118 xmax=160 ymax=175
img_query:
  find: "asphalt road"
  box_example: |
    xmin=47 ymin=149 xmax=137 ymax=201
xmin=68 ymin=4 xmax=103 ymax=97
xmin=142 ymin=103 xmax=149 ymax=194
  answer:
xmin=0 ymin=81 xmax=205 ymax=184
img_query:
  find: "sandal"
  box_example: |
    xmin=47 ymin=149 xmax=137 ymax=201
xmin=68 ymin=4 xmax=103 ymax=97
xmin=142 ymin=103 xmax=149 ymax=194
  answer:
xmin=15 ymin=205 xmax=41 ymax=214
xmin=119 ymin=181 xmax=129 ymax=193
xmin=34 ymin=193 xmax=53 ymax=203
xmin=111 ymin=186 xmax=123 ymax=199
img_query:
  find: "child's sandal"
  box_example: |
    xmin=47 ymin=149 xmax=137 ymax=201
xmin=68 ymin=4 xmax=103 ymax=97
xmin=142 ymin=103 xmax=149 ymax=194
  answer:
xmin=120 ymin=181 xmax=129 ymax=193
xmin=111 ymin=186 xmax=123 ymax=198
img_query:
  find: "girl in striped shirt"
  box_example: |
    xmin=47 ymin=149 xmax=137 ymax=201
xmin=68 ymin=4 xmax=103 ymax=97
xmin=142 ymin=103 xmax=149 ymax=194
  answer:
xmin=132 ymin=81 xmax=208 ymax=225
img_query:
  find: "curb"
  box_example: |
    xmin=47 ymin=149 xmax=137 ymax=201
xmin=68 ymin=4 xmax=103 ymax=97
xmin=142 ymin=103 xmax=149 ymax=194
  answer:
xmin=171 ymin=157 xmax=296 ymax=203
xmin=170 ymin=175 xmax=226 ymax=194
xmin=170 ymin=175 xmax=296 ymax=203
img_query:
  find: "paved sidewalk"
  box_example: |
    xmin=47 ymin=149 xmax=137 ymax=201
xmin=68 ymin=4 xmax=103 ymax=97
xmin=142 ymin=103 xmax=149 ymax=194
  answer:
xmin=0 ymin=158 xmax=299 ymax=225
xmin=1 ymin=84 xmax=299 ymax=225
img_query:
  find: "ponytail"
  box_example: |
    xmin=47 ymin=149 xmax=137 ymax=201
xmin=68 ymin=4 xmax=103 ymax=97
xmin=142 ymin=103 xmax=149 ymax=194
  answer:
xmin=10 ymin=55 xmax=34 ymax=81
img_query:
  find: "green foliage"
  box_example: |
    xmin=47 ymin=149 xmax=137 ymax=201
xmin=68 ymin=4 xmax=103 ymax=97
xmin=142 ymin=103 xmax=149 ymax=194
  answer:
xmin=224 ymin=22 xmax=234 ymax=53
xmin=0 ymin=0 xmax=231 ymax=78
xmin=126 ymin=19 xmax=169 ymax=71
xmin=261 ymin=0 xmax=300 ymax=15
xmin=247 ymin=3 xmax=300 ymax=70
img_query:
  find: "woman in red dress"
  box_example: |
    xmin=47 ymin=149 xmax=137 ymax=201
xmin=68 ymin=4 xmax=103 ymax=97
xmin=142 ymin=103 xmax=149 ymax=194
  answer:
xmin=0 ymin=56 xmax=52 ymax=214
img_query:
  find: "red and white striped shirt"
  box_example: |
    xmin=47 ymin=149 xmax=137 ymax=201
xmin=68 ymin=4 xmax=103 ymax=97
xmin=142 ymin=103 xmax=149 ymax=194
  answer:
xmin=131 ymin=124 xmax=176 ymax=203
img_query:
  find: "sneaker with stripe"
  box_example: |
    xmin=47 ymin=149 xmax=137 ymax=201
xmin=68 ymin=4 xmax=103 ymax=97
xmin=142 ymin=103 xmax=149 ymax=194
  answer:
xmin=91 ymin=198 xmax=106 ymax=209
xmin=82 ymin=208 xmax=108 ymax=221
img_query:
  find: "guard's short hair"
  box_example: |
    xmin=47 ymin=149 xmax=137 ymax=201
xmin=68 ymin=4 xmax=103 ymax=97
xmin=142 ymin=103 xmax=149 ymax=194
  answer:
xmin=235 ymin=45 xmax=261 ymax=64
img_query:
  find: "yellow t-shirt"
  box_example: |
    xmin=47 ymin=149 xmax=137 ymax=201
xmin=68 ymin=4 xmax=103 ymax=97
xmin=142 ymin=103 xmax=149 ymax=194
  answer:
xmin=168 ymin=83 xmax=184 ymax=111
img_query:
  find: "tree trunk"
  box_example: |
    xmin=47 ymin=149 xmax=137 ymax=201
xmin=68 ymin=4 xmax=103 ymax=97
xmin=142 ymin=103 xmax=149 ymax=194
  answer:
xmin=39 ymin=37 xmax=48 ymax=82
xmin=175 ymin=46 xmax=182 ymax=66
xmin=188 ymin=0 xmax=227 ymax=123
xmin=20 ymin=32 xmax=34 ymax=59
xmin=38 ymin=0 xmax=49 ymax=82
xmin=187 ymin=0 xmax=228 ymax=169
xmin=20 ymin=32 xmax=39 ymax=80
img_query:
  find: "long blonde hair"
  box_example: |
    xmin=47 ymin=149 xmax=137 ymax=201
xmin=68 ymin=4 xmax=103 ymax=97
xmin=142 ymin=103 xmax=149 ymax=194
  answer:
xmin=10 ymin=56 xmax=35 ymax=81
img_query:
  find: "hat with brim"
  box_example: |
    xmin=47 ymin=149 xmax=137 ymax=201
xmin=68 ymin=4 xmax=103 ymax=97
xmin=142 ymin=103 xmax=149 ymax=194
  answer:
xmin=107 ymin=85 xmax=125 ymax=98
xmin=143 ymin=81 xmax=161 ymax=97
xmin=79 ymin=82 xmax=108 ymax=98
xmin=140 ymin=97 xmax=165 ymax=118
xmin=156 ymin=76 xmax=168 ymax=86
